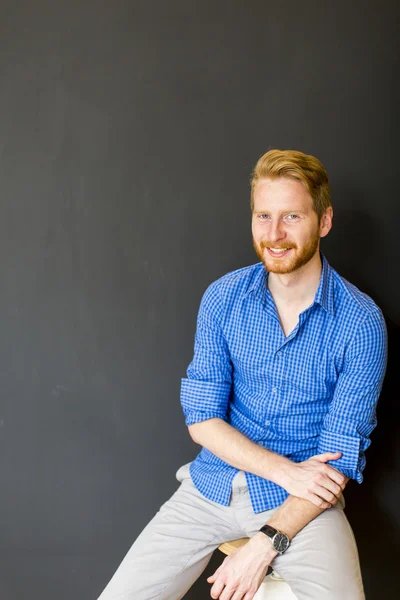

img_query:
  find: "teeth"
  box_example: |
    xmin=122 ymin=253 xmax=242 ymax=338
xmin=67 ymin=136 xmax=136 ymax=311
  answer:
xmin=269 ymin=248 xmax=288 ymax=253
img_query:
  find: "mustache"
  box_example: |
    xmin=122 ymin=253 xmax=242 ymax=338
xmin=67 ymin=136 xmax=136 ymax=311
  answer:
xmin=259 ymin=241 xmax=297 ymax=250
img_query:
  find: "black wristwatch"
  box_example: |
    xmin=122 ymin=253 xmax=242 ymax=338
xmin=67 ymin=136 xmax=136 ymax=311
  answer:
xmin=259 ymin=524 xmax=290 ymax=554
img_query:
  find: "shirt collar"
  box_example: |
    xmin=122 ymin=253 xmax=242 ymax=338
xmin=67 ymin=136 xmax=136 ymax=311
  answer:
xmin=314 ymin=254 xmax=335 ymax=316
xmin=243 ymin=253 xmax=335 ymax=317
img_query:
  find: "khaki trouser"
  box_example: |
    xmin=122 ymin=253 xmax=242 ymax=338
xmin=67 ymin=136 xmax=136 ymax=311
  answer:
xmin=98 ymin=463 xmax=365 ymax=600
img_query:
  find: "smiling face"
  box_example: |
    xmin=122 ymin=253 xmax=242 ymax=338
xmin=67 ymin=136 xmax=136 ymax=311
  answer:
xmin=252 ymin=177 xmax=332 ymax=274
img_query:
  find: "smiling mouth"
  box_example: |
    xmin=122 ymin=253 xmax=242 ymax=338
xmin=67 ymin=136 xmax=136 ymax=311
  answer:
xmin=266 ymin=247 xmax=292 ymax=256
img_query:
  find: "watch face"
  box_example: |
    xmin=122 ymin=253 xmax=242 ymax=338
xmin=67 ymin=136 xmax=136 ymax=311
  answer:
xmin=273 ymin=533 xmax=289 ymax=553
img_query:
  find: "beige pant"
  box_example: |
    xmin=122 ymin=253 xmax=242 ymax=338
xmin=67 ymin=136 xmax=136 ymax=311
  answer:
xmin=98 ymin=463 xmax=365 ymax=600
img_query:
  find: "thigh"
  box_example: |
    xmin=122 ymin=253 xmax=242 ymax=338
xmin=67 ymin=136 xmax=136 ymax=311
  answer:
xmin=98 ymin=465 xmax=241 ymax=600
xmin=271 ymin=504 xmax=365 ymax=600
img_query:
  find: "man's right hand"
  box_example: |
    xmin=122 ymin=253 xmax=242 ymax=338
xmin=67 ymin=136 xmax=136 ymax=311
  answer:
xmin=274 ymin=452 xmax=347 ymax=509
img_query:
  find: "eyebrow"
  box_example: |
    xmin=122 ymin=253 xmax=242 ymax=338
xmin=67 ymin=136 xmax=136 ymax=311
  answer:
xmin=252 ymin=210 xmax=306 ymax=215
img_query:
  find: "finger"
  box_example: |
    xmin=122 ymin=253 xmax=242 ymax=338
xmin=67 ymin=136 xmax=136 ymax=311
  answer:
xmin=314 ymin=451 xmax=342 ymax=463
xmin=326 ymin=481 xmax=342 ymax=498
xmin=232 ymin=588 xmax=250 ymax=600
xmin=231 ymin=590 xmax=245 ymax=600
xmin=313 ymin=477 xmax=342 ymax=500
xmin=324 ymin=479 xmax=342 ymax=497
xmin=307 ymin=492 xmax=332 ymax=509
xmin=210 ymin=578 xmax=226 ymax=599
xmin=243 ymin=590 xmax=257 ymax=600
xmin=220 ymin=586 xmax=235 ymax=600
xmin=322 ymin=466 xmax=346 ymax=487
xmin=235 ymin=582 xmax=261 ymax=600
xmin=208 ymin=563 xmax=224 ymax=583
xmin=313 ymin=485 xmax=339 ymax=504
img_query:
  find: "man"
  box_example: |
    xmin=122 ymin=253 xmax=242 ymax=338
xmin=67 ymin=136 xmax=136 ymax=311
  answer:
xmin=98 ymin=149 xmax=387 ymax=600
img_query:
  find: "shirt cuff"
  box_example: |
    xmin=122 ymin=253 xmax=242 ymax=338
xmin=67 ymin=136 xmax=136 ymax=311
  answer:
xmin=180 ymin=378 xmax=230 ymax=426
xmin=317 ymin=429 xmax=363 ymax=483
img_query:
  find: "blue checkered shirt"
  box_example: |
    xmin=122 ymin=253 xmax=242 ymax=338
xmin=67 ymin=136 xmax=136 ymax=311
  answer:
xmin=180 ymin=254 xmax=387 ymax=513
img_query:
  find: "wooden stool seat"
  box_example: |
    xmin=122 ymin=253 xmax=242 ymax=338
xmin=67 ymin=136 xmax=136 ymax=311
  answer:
xmin=217 ymin=538 xmax=298 ymax=599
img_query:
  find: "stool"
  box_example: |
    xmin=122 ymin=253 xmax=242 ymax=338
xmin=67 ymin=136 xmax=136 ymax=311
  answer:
xmin=218 ymin=538 xmax=298 ymax=599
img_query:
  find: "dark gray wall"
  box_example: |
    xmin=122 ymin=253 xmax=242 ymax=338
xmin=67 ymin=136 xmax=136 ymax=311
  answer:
xmin=0 ymin=1 xmax=398 ymax=598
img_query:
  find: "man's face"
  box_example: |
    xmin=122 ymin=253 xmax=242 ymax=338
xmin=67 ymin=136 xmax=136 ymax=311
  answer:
xmin=251 ymin=178 xmax=331 ymax=275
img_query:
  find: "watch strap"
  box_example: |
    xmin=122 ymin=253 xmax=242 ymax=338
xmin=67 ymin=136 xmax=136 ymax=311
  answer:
xmin=259 ymin=524 xmax=278 ymax=538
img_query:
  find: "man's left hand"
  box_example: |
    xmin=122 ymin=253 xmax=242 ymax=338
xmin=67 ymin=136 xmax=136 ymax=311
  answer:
xmin=207 ymin=533 xmax=278 ymax=600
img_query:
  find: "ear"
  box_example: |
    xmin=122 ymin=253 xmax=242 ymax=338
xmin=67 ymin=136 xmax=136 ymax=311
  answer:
xmin=320 ymin=206 xmax=333 ymax=238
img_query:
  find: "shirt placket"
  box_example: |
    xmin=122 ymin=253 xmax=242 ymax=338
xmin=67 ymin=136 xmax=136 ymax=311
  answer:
xmin=262 ymin=306 xmax=314 ymax=432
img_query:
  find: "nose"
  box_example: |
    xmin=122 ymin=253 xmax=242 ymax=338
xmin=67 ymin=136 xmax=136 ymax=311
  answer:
xmin=268 ymin=219 xmax=286 ymax=243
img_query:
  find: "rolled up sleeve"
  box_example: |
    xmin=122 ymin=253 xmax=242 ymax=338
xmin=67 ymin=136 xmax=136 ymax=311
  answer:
xmin=317 ymin=309 xmax=387 ymax=482
xmin=180 ymin=282 xmax=233 ymax=426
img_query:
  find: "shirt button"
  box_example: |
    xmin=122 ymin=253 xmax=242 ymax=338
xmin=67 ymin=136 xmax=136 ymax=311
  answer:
xmin=266 ymin=420 xmax=270 ymax=425
xmin=272 ymin=387 xmax=277 ymax=393
xmin=277 ymin=351 xmax=282 ymax=356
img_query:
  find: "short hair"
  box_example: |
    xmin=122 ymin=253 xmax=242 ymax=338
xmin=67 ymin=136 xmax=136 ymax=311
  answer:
xmin=250 ymin=149 xmax=331 ymax=220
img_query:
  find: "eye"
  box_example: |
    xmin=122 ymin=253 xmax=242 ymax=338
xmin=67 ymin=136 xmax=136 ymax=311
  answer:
xmin=258 ymin=214 xmax=270 ymax=220
xmin=285 ymin=214 xmax=299 ymax=221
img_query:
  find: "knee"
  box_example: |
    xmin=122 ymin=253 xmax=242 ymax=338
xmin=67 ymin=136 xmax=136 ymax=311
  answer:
xmin=289 ymin=576 xmax=365 ymax=600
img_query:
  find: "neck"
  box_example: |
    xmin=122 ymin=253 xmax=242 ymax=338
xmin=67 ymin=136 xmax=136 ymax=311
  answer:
xmin=267 ymin=251 xmax=323 ymax=306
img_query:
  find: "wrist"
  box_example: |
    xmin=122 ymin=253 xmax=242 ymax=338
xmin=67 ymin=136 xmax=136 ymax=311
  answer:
xmin=251 ymin=532 xmax=279 ymax=562
xmin=266 ymin=453 xmax=292 ymax=487
xmin=266 ymin=517 xmax=295 ymax=542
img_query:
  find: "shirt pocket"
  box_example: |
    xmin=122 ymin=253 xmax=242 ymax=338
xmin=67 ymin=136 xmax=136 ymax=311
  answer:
xmin=282 ymin=346 xmax=337 ymax=407
xmin=231 ymin=353 xmax=272 ymax=388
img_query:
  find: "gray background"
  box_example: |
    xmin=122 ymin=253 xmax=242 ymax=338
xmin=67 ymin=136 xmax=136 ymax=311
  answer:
xmin=0 ymin=1 xmax=398 ymax=598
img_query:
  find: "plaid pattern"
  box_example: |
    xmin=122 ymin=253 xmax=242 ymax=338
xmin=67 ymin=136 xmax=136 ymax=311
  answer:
xmin=180 ymin=255 xmax=387 ymax=513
